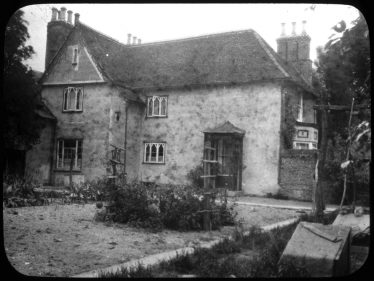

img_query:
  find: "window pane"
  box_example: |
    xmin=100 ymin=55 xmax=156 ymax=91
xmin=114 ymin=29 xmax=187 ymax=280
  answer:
xmin=76 ymin=89 xmax=81 ymax=110
xmin=151 ymin=144 xmax=157 ymax=162
xmin=158 ymin=144 xmax=164 ymax=163
xmin=154 ymin=98 xmax=160 ymax=116
xmin=161 ymin=98 xmax=167 ymax=116
xmin=145 ymin=144 xmax=150 ymax=162
xmin=63 ymin=90 xmax=68 ymax=110
xmin=148 ymin=98 xmax=153 ymax=116
xmin=68 ymin=88 xmax=75 ymax=110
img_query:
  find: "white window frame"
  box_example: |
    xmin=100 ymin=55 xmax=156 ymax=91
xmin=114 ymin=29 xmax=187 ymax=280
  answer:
xmin=293 ymin=141 xmax=317 ymax=150
xmin=63 ymin=87 xmax=83 ymax=112
xmin=143 ymin=142 xmax=166 ymax=164
xmin=146 ymin=96 xmax=168 ymax=117
xmin=56 ymin=139 xmax=83 ymax=170
xmin=296 ymin=93 xmax=303 ymax=122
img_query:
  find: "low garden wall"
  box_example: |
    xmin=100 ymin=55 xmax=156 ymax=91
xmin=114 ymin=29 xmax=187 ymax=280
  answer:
xmin=279 ymin=149 xmax=317 ymax=202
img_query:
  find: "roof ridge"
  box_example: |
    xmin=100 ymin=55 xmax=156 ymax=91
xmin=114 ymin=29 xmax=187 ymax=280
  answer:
xmin=251 ymin=30 xmax=289 ymax=78
xmin=78 ymin=22 xmax=127 ymax=47
xmin=126 ymin=28 xmax=255 ymax=48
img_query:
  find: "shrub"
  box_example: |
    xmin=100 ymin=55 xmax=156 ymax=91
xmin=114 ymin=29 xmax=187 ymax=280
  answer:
xmin=186 ymin=163 xmax=204 ymax=188
xmin=104 ymin=182 xmax=236 ymax=232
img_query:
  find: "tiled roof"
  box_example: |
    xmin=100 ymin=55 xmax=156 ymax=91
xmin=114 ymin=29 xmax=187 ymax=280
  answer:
xmin=52 ymin=22 xmax=314 ymax=93
xmin=204 ymin=121 xmax=245 ymax=135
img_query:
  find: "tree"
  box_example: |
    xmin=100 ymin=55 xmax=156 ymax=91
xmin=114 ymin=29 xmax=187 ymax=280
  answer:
xmin=3 ymin=9 xmax=44 ymax=150
xmin=314 ymin=13 xmax=370 ymax=207
xmin=315 ymin=14 xmax=370 ymax=137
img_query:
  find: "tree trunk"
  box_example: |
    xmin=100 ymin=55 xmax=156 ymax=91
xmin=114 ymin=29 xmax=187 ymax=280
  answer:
xmin=312 ymin=109 xmax=327 ymax=221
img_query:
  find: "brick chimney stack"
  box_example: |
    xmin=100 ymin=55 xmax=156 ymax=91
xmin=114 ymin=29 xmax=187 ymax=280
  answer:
xmin=60 ymin=7 xmax=66 ymax=21
xmin=276 ymin=21 xmax=312 ymax=85
xmin=67 ymin=10 xmax=73 ymax=24
xmin=132 ymin=36 xmax=137 ymax=45
xmin=45 ymin=7 xmax=74 ymax=70
xmin=127 ymin=33 xmax=132 ymax=45
xmin=74 ymin=13 xmax=80 ymax=25
xmin=51 ymin=7 xmax=58 ymax=21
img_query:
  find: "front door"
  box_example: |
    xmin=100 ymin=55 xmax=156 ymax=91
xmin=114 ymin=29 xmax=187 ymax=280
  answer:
xmin=202 ymin=134 xmax=243 ymax=190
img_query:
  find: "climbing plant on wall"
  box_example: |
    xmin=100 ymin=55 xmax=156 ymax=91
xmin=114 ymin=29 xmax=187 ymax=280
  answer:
xmin=282 ymin=95 xmax=297 ymax=149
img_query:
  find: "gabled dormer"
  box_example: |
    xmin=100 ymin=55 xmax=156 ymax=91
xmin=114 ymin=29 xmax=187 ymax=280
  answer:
xmin=41 ymin=7 xmax=105 ymax=85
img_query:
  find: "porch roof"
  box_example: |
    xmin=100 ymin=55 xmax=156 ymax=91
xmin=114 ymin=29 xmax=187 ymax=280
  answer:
xmin=203 ymin=121 xmax=245 ymax=136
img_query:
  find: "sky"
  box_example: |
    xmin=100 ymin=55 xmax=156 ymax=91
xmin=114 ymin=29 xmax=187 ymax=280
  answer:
xmin=19 ymin=4 xmax=361 ymax=72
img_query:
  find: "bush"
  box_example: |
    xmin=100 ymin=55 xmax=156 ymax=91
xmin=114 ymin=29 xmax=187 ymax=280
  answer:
xmin=186 ymin=163 xmax=204 ymax=188
xmin=104 ymin=182 xmax=236 ymax=232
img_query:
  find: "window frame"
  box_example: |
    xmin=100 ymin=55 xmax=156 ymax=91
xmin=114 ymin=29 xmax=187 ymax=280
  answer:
xmin=143 ymin=142 xmax=166 ymax=164
xmin=56 ymin=139 xmax=83 ymax=170
xmin=146 ymin=96 xmax=168 ymax=118
xmin=62 ymin=87 xmax=83 ymax=112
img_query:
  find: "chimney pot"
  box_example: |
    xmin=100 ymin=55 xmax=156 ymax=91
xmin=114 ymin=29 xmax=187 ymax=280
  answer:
xmin=51 ymin=7 xmax=58 ymax=21
xmin=138 ymin=38 xmax=141 ymax=44
xmin=302 ymin=20 xmax=307 ymax=35
xmin=133 ymin=36 xmax=137 ymax=45
xmin=67 ymin=10 xmax=73 ymax=24
xmin=74 ymin=13 xmax=80 ymax=25
xmin=281 ymin=22 xmax=286 ymax=36
xmin=60 ymin=7 xmax=67 ymax=21
xmin=291 ymin=22 xmax=296 ymax=35
xmin=127 ymin=33 xmax=132 ymax=45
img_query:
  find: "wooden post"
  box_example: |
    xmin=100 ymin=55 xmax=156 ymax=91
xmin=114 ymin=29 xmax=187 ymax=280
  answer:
xmin=312 ymin=109 xmax=327 ymax=220
xmin=203 ymin=192 xmax=212 ymax=231
xmin=69 ymin=149 xmax=75 ymax=190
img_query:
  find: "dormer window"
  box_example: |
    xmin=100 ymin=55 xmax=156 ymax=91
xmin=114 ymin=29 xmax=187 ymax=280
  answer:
xmin=63 ymin=87 xmax=83 ymax=112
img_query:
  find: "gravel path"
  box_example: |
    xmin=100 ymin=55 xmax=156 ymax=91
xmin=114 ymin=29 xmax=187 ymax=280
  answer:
xmin=4 ymin=203 xmax=300 ymax=277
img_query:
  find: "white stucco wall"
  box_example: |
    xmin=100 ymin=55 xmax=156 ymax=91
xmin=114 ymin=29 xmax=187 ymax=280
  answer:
xmin=138 ymin=82 xmax=282 ymax=195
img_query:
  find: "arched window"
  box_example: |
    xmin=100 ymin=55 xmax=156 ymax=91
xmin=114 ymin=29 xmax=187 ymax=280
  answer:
xmin=144 ymin=143 xmax=150 ymax=162
xmin=146 ymin=96 xmax=168 ymax=117
xmin=161 ymin=98 xmax=167 ymax=116
xmin=154 ymin=97 xmax=160 ymax=116
xmin=144 ymin=142 xmax=166 ymax=163
xmin=63 ymin=87 xmax=83 ymax=111
xmin=158 ymin=144 xmax=164 ymax=163
xmin=151 ymin=144 xmax=157 ymax=162
xmin=148 ymin=98 xmax=153 ymax=116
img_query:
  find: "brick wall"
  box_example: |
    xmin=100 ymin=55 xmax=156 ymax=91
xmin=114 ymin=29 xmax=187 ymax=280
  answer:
xmin=279 ymin=149 xmax=317 ymax=201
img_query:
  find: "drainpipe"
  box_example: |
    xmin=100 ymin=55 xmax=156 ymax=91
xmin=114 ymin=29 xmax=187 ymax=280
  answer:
xmin=49 ymin=119 xmax=57 ymax=185
xmin=123 ymin=100 xmax=129 ymax=183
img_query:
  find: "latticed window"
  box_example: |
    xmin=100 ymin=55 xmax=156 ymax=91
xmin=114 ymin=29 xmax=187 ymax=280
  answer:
xmin=146 ymin=96 xmax=167 ymax=117
xmin=144 ymin=142 xmax=165 ymax=163
xmin=63 ymin=87 xmax=83 ymax=111
xmin=56 ymin=139 xmax=82 ymax=169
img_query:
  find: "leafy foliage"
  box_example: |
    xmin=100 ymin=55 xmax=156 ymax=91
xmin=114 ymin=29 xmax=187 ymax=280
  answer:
xmin=282 ymin=95 xmax=297 ymax=149
xmin=4 ymin=9 xmax=44 ymax=150
xmin=186 ymin=163 xmax=204 ymax=188
xmin=314 ymin=14 xmax=370 ymax=203
xmin=104 ymin=182 xmax=236 ymax=232
xmin=101 ymin=222 xmax=308 ymax=278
